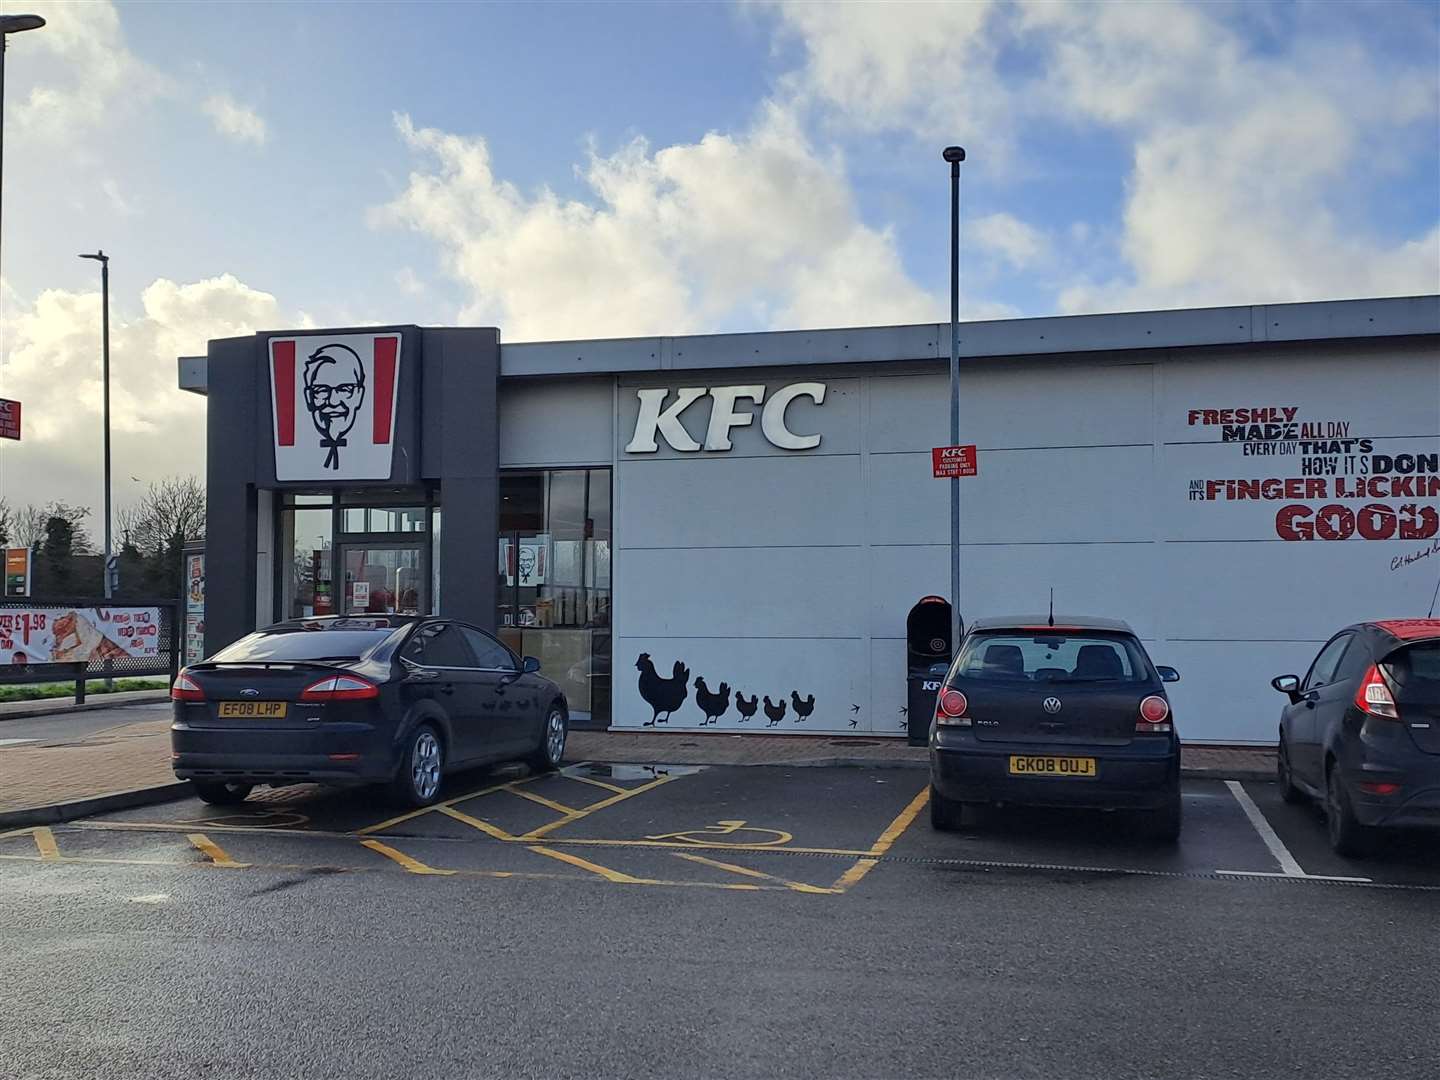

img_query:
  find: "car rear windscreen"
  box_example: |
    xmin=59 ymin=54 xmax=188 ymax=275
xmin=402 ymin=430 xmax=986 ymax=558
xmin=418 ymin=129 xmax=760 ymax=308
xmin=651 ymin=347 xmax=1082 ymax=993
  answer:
xmin=209 ymin=629 xmax=394 ymax=663
xmin=1382 ymin=642 xmax=1440 ymax=701
xmin=955 ymin=631 xmax=1150 ymax=684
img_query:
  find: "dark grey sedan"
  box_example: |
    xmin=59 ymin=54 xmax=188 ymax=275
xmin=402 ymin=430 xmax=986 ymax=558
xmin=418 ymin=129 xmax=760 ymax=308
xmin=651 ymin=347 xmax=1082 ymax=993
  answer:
xmin=1273 ymin=619 xmax=1440 ymax=855
xmin=171 ymin=615 xmax=569 ymax=807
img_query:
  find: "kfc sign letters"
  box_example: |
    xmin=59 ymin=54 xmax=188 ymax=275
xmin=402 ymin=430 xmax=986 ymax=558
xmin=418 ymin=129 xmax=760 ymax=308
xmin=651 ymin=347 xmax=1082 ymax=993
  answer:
xmin=932 ymin=445 xmax=978 ymax=478
xmin=625 ymin=382 xmax=827 ymax=453
xmin=270 ymin=333 xmax=402 ymax=481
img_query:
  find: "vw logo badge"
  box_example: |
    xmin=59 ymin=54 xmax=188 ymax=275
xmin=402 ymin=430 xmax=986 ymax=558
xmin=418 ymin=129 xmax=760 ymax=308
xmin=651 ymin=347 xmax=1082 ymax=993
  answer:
xmin=1042 ymin=697 xmax=1062 ymax=714
xmin=240 ymin=688 xmax=260 ymax=697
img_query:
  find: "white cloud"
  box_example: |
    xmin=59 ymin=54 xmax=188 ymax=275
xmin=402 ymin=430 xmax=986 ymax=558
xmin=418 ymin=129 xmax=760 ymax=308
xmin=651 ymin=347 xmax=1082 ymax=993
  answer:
xmin=765 ymin=0 xmax=1440 ymax=312
xmin=202 ymin=94 xmax=268 ymax=146
xmin=10 ymin=1 xmax=170 ymax=140
xmin=373 ymin=106 xmax=937 ymax=339
xmin=971 ymin=212 xmax=1048 ymax=271
xmin=394 ymin=268 xmax=427 ymax=296
xmin=0 ymin=274 xmax=291 ymax=510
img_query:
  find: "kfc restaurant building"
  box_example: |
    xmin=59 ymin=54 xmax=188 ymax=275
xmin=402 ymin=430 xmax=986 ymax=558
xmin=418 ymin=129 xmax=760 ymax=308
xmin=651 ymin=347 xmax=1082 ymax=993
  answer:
xmin=181 ymin=295 xmax=1440 ymax=744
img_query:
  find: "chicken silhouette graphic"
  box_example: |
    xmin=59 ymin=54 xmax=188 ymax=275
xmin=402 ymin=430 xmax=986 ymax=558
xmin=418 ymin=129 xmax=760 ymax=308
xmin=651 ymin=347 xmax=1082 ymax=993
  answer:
xmin=735 ymin=692 xmax=759 ymax=722
xmin=790 ymin=691 xmax=815 ymax=723
xmin=763 ymin=696 xmax=787 ymax=727
xmin=636 ymin=653 xmax=689 ymax=726
xmin=694 ymin=677 xmax=731 ymax=725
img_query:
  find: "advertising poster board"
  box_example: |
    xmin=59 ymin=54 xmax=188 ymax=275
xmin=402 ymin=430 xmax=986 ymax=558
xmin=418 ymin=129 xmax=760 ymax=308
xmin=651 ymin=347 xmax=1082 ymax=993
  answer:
xmin=184 ymin=549 xmax=206 ymax=666
xmin=4 ymin=548 xmax=31 ymax=597
xmin=0 ymin=607 xmax=162 ymax=666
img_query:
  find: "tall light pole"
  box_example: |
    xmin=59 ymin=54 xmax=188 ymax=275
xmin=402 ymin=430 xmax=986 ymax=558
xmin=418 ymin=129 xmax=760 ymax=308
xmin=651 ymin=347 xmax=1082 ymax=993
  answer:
xmin=0 ymin=14 xmax=46 ymax=342
xmin=79 ymin=251 xmax=113 ymax=600
xmin=943 ymin=146 xmax=966 ymax=656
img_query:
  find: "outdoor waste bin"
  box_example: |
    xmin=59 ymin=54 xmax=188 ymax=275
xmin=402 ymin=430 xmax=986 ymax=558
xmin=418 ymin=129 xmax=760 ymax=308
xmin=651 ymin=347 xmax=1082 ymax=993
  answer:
xmin=905 ymin=595 xmax=953 ymax=746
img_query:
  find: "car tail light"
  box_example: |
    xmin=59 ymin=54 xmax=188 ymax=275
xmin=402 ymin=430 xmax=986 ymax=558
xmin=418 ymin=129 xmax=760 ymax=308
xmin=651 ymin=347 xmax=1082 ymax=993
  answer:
xmin=299 ymin=675 xmax=380 ymax=702
xmin=935 ymin=688 xmax=971 ymax=728
xmin=171 ymin=672 xmax=204 ymax=701
xmin=1355 ymin=665 xmax=1399 ymax=720
xmin=1359 ymin=781 xmax=1401 ymax=796
xmin=1136 ymin=695 xmax=1172 ymax=733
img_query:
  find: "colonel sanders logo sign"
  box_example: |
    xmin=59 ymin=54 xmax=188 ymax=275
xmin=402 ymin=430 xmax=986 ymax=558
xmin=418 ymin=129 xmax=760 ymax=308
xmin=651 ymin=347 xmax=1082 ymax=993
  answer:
xmin=270 ymin=333 xmax=401 ymax=481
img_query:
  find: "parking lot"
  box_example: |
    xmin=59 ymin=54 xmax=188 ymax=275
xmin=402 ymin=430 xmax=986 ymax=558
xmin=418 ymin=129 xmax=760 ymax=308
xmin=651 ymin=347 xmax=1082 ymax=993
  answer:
xmin=4 ymin=760 xmax=1437 ymax=892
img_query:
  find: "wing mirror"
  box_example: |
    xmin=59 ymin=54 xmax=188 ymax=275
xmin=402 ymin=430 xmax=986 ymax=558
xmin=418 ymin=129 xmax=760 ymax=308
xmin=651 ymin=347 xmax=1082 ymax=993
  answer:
xmin=1271 ymin=674 xmax=1301 ymax=702
xmin=1156 ymin=666 xmax=1180 ymax=683
xmin=522 ymin=656 xmax=541 ymax=675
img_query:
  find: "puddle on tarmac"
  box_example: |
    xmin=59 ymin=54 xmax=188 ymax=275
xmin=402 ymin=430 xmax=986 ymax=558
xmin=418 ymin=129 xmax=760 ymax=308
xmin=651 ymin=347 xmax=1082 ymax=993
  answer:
xmin=567 ymin=763 xmax=706 ymax=781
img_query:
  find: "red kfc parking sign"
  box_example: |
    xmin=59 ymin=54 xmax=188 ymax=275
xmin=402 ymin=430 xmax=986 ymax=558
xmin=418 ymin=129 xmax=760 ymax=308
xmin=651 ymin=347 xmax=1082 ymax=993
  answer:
xmin=0 ymin=399 xmax=20 ymax=441
xmin=932 ymin=444 xmax=977 ymax=478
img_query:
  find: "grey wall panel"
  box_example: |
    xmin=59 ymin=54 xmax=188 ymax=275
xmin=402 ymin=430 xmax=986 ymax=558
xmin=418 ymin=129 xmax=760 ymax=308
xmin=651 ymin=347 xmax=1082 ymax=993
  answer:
xmin=865 ymin=544 xmax=949 ymax=640
xmin=614 ymin=547 xmax=865 ymax=639
xmin=867 ymin=446 xmax=1155 ymax=545
xmin=499 ymin=377 xmax=614 ymax=466
xmin=614 ymin=634 xmax=870 ymax=733
xmin=617 ymin=453 xmax=864 ymax=549
xmin=868 ymin=637 xmax=915 ymax=738
xmin=204 ymin=335 xmax=259 ymax=655
xmin=615 ymin=376 xmax=860 ymax=460
xmin=1160 ymin=640 xmax=1327 ymax=743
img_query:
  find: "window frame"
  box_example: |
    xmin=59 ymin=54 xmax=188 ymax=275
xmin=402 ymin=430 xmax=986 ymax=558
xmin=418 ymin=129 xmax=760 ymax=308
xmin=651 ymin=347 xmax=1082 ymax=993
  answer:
xmin=1302 ymin=633 xmax=1354 ymax=691
xmin=400 ymin=619 xmax=480 ymax=671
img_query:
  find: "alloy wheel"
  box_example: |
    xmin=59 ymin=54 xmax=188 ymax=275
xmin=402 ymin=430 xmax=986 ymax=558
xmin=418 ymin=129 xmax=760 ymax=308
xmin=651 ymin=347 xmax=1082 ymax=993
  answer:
xmin=545 ymin=710 xmax=566 ymax=765
xmin=412 ymin=730 xmax=442 ymax=801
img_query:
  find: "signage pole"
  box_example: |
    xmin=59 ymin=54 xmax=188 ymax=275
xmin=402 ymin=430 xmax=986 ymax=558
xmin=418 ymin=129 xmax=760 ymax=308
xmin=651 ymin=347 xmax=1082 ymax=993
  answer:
xmin=101 ymin=253 xmax=112 ymax=601
xmin=944 ymin=147 xmax=966 ymax=657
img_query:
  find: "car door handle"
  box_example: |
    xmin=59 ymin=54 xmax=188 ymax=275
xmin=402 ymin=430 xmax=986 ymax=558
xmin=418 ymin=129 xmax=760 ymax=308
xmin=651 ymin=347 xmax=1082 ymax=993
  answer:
xmin=440 ymin=684 xmax=455 ymax=696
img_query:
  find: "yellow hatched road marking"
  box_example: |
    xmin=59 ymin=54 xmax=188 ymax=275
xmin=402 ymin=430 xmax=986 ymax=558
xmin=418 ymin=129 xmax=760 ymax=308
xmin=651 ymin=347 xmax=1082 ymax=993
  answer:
xmin=505 ymin=787 xmax=580 ymax=815
xmin=519 ymin=774 xmax=679 ymax=841
xmin=186 ymin=833 xmax=249 ymax=868
xmin=526 ymin=845 xmax=656 ymax=884
xmin=33 ymin=828 xmax=59 ymax=861
xmin=357 ymin=774 xmax=540 ymax=835
xmin=671 ymin=851 xmax=837 ymax=894
xmin=436 ymin=804 xmax=518 ymax=841
xmin=562 ymin=772 xmax=629 ymax=795
xmin=360 ymin=839 xmax=457 ymax=876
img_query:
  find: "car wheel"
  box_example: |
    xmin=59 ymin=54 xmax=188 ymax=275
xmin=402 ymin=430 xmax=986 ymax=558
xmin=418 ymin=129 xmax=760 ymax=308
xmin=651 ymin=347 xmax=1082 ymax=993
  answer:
xmin=1326 ymin=764 xmax=1374 ymax=858
xmin=1277 ymin=736 xmax=1304 ymax=805
xmin=929 ymin=784 xmax=965 ymax=832
xmin=193 ymin=780 xmax=253 ymax=806
xmin=526 ymin=705 xmax=568 ymax=773
xmin=1147 ymin=785 xmax=1183 ymax=844
xmin=390 ymin=724 xmax=444 ymax=808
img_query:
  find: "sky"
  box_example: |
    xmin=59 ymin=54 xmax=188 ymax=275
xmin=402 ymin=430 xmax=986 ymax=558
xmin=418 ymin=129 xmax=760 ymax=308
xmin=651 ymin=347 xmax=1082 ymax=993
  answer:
xmin=0 ymin=0 xmax=1436 ymax=522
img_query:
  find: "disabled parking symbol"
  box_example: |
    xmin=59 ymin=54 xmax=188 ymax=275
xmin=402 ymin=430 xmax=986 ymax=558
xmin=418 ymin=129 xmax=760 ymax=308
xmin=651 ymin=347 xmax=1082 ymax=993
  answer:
xmin=645 ymin=820 xmax=793 ymax=848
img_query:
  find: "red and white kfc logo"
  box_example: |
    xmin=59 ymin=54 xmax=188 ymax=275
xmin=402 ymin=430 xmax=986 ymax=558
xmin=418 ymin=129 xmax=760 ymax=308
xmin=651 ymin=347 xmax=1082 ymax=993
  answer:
xmin=270 ymin=333 xmax=401 ymax=481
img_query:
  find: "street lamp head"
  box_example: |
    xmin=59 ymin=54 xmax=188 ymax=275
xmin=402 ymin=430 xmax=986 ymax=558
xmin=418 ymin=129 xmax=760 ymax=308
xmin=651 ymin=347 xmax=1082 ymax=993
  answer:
xmin=78 ymin=250 xmax=108 ymax=264
xmin=942 ymin=146 xmax=967 ymax=164
xmin=0 ymin=14 xmax=47 ymax=35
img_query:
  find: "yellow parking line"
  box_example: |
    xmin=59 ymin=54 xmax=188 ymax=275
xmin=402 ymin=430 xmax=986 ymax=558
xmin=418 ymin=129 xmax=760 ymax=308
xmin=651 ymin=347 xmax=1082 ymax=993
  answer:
xmin=526 ymin=844 xmax=655 ymax=884
xmin=436 ymin=804 xmax=518 ymax=841
xmin=528 ymin=836 xmax=875 ymax=857
xmin=672 ymin=851 xmax=837 ymax=894
xmin=357 ymin=774 xmax=539 ymax=835
xmin=360 ymin=839 xmax=457 ymax=876
xmin=868 ymin=785 xmax=930 ymax=856
xmin=186 ymin=833 xmax=249 ymax=868
xmin=32 ymin=828 xmax=59 ymax=861
xmin=831 ymin=858 xmax=880 ymax=892
xmin=518 ymin=773 xmax=679 ymax=841
xmin=563 ymin=773 xmax=629 ymax=795
xmin=505 ymin=787 xmax=580 ymax=815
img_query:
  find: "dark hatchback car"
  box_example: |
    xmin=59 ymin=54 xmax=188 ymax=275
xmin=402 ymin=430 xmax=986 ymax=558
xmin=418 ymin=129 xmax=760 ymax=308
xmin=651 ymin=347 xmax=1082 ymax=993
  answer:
xmin=171 ymin=615 xmax=569 ymax=807
xmin=929 ymin=616 xmax=1183 ymax=841
xmin=1273 ymin=619 xmax=1440 ymax=856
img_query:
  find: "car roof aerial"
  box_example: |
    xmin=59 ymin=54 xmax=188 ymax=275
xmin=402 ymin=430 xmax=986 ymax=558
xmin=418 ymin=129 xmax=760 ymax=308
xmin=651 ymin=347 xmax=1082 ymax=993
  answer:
xmin=968 ymin=615 xmax=1136 ymax=633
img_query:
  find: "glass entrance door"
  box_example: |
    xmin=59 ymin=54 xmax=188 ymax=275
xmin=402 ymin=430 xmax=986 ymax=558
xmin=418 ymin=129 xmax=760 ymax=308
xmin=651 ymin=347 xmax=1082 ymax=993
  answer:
xmin=339 ymin=544 xmax=425 ymax=615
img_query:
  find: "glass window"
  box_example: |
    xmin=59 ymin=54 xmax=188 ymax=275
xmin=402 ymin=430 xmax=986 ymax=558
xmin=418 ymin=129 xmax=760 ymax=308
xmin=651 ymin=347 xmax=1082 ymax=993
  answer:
xmin=280 ymin=506 xmax=335 ymax=620
xmin=462 ymin=627 xmax=516 ymax=671
xmin=498 ymin=468 xmax=611 ymax=726
xmin=342 ymin=547 xmax=423 ymax=614
xmin=1303 ymin=634 xmax=1352 ymax=690
xmin=212 ymin=628 xmax=393 ymax=663
xmin=404 ymin=623 xmax=475 ymax=668
xmin=341 ymin=507 xmax=427 ymax=534
xmin=955 ymin=632 xmax=1149 ymax=684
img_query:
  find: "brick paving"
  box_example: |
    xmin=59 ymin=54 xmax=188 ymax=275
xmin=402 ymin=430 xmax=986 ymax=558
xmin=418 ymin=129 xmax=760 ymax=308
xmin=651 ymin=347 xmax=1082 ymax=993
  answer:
xmin=0 ymin=712 xmax=1277 ymax=820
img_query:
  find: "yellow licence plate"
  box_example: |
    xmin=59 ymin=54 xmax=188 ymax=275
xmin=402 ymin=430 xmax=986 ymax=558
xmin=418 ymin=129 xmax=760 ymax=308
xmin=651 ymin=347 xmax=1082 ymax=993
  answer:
xmin=1008 ymin=755 xmax=1097 ymax=778
xmin=217 ymin=701 xmax=288 ymax=719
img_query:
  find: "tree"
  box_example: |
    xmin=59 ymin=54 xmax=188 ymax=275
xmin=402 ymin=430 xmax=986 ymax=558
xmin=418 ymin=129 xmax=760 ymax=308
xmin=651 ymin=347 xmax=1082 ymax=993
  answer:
xmin=0 ymin=498 xmax=10 ymax=546
xmin=114 ymin=476 xmax=206 ymax=600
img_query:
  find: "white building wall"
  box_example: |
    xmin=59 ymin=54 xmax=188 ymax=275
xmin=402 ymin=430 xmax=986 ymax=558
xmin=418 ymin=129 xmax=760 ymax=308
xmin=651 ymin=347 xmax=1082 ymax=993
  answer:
xmin=606 ymin=339 xmax=1440 ymax=743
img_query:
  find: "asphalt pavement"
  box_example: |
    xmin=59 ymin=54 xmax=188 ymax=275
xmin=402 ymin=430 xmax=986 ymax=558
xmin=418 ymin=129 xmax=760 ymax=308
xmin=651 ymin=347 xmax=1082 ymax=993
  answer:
xmin=1 ymin=762 xmax=1436 ymax=1079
